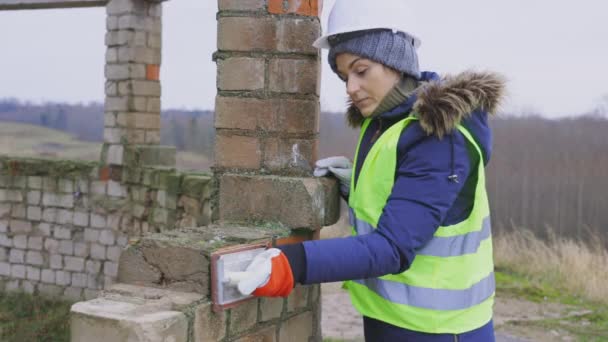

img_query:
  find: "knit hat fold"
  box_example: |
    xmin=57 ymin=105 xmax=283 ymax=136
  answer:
xmin=328 ymin=29 xmax=420 ymax=79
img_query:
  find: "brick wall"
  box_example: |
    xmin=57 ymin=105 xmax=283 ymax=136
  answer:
xmin=0 ymin=157 xmax=213 ymax=301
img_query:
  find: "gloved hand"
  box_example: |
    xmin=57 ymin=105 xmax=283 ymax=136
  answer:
xmin=314 ymin=156 xmax=352 ymax=195
xmin=223 ymin=248 xmax=294 ymax=297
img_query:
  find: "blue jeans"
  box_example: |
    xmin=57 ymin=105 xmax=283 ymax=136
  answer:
xmin=363 ymin=316 xmax=495 ymax=342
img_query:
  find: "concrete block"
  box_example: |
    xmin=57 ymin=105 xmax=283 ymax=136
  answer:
xmin=0 ymin=262 xmax=11 ymax=276
xmin=54 ymin=226 xmax=72 ymax=240
xmin=41 ymin=269 xmax=56 ymax=284
xmin=9 ymin=219 xmax=32 ymax=234
xmin=71 ymin=299 xmax=188 ymax=342
xmin=99 ymin=230 xmax=116 ymax=246
xmin=42 ymin=208 xmax=58 ymax=223
xmin=39 ymin=283 xmax=63 ymax=297
xmin=27 ymin=191 xmax=41 ymax=205
xmin=194 ymin=302 xmax=227 ymax=342
xmin=57 ymin=209 xmax=74 ymax=224
xmin=13 ymin=235 xmax=28 ymax=249
xmin=117 ymin=248 xmax=162 ymax=285
xmin=28 ymin=236 xmax=44 ymax=250
xmin=26 ymin=251 xmax=44 ymax=266
xmin=26 ymin=266 xmax=40 ymax=281
xmin=260 ymin=297 xmax=284 ymax=322
xmin=219 ymin=174 xmax=340 ymax=230
xmin=64 ymin=286 xmax=83 ymax=301
xmin=72 ymin=273 xmax=88 ymax=288
xmin=91 ymin=214 xmax=107 ymax=229
xmin=91 ymin=244 xmax=106 ymax=260
xmin=74 ymin=212 xmax=89 ymax=227
xmin=37 ymin=222 xmax=52 ymax=236
xmin=10 ymin=204 xmax=26 ymax=219
xmin=74 ymin=242 xmax=90 ymax=258
xmin=27 ymin=206 xmax=42 ymax=221
xmin=229 ymin=299 xmax=258 ymax=335
xmin=28 ymin=176 xmax=43 ymax=189
xmin=50 ymin=254 xmax=63 ymax=269
xmin=104 ymin=261 xmax=119 ymax=277
xmin=278 ymin=312 xmax=314 ymax=342
xmin=9 ymin=249 xmax=25 ymax=263
xmin=44 ymin=238 xmax=60 ymax=253
xmin=65 ymin=256 xmax=85 ymax=272
xmin=59 ymin=240 xmax=74 ymax=255
xmin=11 ymin=264 xmax=26 ymax=279
xmin=56 ymin=270 xmax=71 ymax=286
xmin=107 ymin=246 xmax=122 ymax=262
xmin=0 ymin=233 xmax=12 ymax=247
xmin=288 ymin=285 xmax=309 ymax=312
xmin=85 ymin=229 xmax=101 ymax=243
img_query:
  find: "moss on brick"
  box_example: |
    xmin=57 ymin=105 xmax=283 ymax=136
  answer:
xmin=181 ymin=175 xmax=212 ymax=198
xmin=0 ymin=156 xmax=97 ymax=180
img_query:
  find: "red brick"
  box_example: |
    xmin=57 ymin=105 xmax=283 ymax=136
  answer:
xmin=218 ymin=17 xmax=276 ymax=52
xmin=269 ymin=58 xmax=319 ymax=95
xmin=273 ymin=99 xmax=319 ymax=134
xmin=99 ymin=167 xmax=111 ymax=181
xmin=146 ymin=64 xmax=160 ymax=80
xmin=218 ymin=0 xmax=265 ymax=11
xmin=218 ymin=57 xmax=265 ymax=91
xmin=215 ymin=97 xmax=274 ymax=131
xmin=276 ymin=18 xmax=320 ymax=54
xmin=262 ymin=137 xmax=316 ymax=173
xmin=215 ymin=97 xmax=318 ymax=134
xmin=219 ymin=174 xmax=340 ymax=229
xmin=215 ymin=133 xmax=261 ymax=169
xmin=268 ymin=0 xmax=321 ymax=16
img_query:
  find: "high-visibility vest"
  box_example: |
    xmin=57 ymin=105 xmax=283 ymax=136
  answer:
xmin=345 ymin=116 xmax=494 ymax=334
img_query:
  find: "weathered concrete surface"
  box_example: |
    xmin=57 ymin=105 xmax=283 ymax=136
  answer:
xmin=117 ymin=226 xmax=285 ymax=295
xmin=71 ymin=283 xmax=202 ymax=342
xmin=0 ymin=0 xmax=107 ymax=10
xmin=71 ymin=299 xmax=187 ymax=342
xmin=219 ymin=174 xmax=340 ymax=230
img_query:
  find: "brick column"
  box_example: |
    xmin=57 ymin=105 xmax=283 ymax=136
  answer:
xmin=215 ymin=0 xmax=337 ymax=233
xmin=214 ymin=0 xmax=321 ymax=175
xmin=102 ymin=0 xmax=175 ymax=168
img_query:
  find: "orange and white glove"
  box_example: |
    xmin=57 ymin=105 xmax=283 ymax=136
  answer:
xmin=223 ymin=248 xmax=294 ymax=297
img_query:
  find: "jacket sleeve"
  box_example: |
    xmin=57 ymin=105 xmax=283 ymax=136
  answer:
xmin=301 ymin=123 xmax=471 ymax=284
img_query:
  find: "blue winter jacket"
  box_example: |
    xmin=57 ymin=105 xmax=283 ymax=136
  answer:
xmin=279 ymin=71 xmax=505 ymax=341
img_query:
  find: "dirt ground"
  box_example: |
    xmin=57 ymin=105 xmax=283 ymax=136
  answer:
xmin=320 ymin=282 xmax=581 ymax=341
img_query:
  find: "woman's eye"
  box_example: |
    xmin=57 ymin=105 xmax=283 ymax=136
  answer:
xmin=356 ymin=68 xmax=367 ymax=76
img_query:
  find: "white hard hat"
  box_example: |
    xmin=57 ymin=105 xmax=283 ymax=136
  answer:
xmin=313 ymin=0 xmax=421 ymax=50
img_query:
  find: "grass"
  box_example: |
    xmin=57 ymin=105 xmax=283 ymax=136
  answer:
xmin=0 ymin=292 xmax=72 ymax=342
xmin=494 ymin=230 xmax=608 ymax=341
xmin=0 ymin=121 xmax=212 ymax=171
xmin=494 ymin=228 xmax=608 ymax=304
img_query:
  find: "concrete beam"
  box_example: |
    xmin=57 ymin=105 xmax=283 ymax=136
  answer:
xmin=0 ymin=0 xmax=107 ymax=10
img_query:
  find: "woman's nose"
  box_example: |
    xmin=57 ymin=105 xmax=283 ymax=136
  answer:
xmin=346 ymin=77 xmax=360 ymax=97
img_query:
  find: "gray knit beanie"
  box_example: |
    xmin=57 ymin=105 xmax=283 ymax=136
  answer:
xmin=328 ymin=29 xmax=420 ymax=79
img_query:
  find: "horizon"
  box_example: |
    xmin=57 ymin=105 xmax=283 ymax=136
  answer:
xmin=1 ymin=0 xmax=607 ymax=118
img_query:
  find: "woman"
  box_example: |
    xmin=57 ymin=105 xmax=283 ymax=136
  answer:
xmin=226 ymin=0 xmax=505 ymax=340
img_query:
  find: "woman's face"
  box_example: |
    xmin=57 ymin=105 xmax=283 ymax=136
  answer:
xmin=335 ymin=53 xmax=401 ymax=117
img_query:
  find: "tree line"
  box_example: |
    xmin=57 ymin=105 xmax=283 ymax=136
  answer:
xmin=0 ymin=98 xmax=606 ymax=244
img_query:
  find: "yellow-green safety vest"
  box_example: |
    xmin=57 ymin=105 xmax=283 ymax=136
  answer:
xmin=345 ymin=116 xmax=494 ymax=334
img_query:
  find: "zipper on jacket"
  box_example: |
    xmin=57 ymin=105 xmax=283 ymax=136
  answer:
xmin=453 ymin=334 xmax=459 ymax=342
xmin=370 ymin=118 xmax=383 ymax=144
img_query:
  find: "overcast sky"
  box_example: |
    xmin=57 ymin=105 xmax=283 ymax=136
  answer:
xmin=1 ymin=0 xmax=607 ymax=117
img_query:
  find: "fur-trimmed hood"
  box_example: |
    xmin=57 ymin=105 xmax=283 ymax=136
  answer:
xmin=346 ymin=71 xmax=506 ymax=138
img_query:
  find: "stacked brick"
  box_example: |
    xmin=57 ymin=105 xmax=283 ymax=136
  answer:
xmin=0 ymin=158 xmax=214 ymax=301
xmin=215 ymin=0 xmax=321 ymax=175
xmin=103 ymin=0 xmax=163 ymax=166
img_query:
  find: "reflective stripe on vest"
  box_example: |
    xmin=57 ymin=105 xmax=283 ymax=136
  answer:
xmin=348 ymin=207 xmax=492 ymax=257
xmin=353 ymin=271 xmax=495 ymax=311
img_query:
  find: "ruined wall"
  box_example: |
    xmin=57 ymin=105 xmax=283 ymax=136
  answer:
xmin=0 ymin=157 xmax=212 ymax=301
